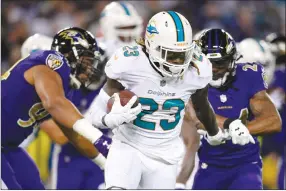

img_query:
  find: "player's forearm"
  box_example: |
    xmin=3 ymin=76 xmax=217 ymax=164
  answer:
xmin=43 ymin=96 xmax=83 ymax=128
xmin=192 ymin=87 xmax=219 ymax=136
xmin=176 ymin=149 xmax=196 ymax=184
xmin=194 ymin=101 xmax=218 ymax=136
xmin=58 ymin=124 xmax=106 ymax=169
xmin=177 ymin=116 xmax=200 ymax=184
xmin=58 ymin=124 xmax=99 ymax=158
xmin=248 ymin=90 xmax=282 ymax=135
xmin=40 ymin=119 xmax=68 ymax=145
xmin=247 ymin=115 xmax=282 ymax=135
xmin=44 ymin=97 xmax=103 ymax=144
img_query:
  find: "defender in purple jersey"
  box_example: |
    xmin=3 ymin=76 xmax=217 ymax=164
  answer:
xmin=1 ymin=27 xmax=141 ymax=189
xmin=176 ymin=29 xmax=282 ymax=190
xmin=45 ymin=49 xmax=108 ymax=189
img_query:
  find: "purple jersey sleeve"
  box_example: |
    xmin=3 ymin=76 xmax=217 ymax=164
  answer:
xmin=25 ymin=50 xmax=71 ymax=92
xmin=239 ymin=62 xmax=268 ymax=98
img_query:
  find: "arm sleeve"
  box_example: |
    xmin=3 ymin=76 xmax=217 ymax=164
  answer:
xmin=84 ymin=89 xmax=111 ymax=128
xmin=249 ymin=63 xmax=268 ymax=98
xmin=27 ymin=50 xmax=71 ymax=92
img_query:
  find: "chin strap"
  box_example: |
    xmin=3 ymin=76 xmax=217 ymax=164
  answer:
xmin=210 ymin=72 xmax=230 ymax=88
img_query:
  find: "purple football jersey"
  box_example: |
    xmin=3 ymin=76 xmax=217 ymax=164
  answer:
xmin=1 ymin=50 xmax=71 ymax=147
xmin=199 ymin=62 xmax=267 ymax=166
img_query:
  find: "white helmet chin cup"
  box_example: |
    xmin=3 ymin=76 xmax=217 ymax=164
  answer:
xmin=144 ymin=11 xmax=194 ymax=78
xmin=100 ymin=2 xmax=143 ymax=43
xmin=210 ymin=72 xmax=230 ymax=88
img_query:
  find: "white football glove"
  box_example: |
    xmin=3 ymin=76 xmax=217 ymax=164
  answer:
xmin=228 ymin=119 xmax=255 ymax=145
xmin=197 ymin=128 xmax=228 ymax=146
xmin=103 ymin=93 xmax=142 ymax=129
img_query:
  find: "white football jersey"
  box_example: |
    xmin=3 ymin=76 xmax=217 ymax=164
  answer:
xmin=105 ymin=45 xmax=212 ymax=164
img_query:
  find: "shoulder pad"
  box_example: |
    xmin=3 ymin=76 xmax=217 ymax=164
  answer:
xmin=105 ymin=45 xmax=143 ymax=80
xmin=236 ymin=62 xmax=268 ymax=89
xmin=237 ymin=62 xmax=264 ymax=73
xmin=29 ymin=50 xmax=67 ymax=71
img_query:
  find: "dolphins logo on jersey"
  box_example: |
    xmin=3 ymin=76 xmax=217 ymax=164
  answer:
xmin=58 ymin=30 xmax=89 ymax=49
xmin=146 ymin=20 xmax=159 ymax=39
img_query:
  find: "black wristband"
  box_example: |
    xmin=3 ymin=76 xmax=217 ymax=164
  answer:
xmin=223 ymin=118 xmax=236 ymax=129
xmin=102 ymin=115 xmax=107 ymax=127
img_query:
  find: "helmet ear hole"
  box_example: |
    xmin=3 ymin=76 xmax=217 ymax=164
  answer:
xmin=165 ymin=21 xmax=168 ymax=27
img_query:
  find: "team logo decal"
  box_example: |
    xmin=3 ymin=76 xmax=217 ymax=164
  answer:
xmin=46 ymin=54 xmax=63 ymax=70
xmin=146 ymin=20 xmax=159 ymax=39
xmin=58 ymin=30 xmax=89 ymax=49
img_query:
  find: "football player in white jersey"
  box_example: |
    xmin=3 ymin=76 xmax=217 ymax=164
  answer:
xmin=98 ymin=1 xmax=143 ymax=58
xmin=86 ymin=11 xmax=230 ymax=189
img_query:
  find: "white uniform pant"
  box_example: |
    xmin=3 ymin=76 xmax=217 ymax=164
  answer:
xmin=105 ymin=140 xmax=178 ymax=189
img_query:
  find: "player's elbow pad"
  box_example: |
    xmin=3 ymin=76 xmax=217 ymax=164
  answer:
xmin=84 ymin=89 xmax=110 ymax=128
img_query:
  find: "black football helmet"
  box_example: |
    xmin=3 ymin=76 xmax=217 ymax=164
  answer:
xmin=197 ymin=29 xmax=239 ymax=88
xmin=51 ymin=27 xmax=103 ymax=89
xmin=265 ymin=33 xmax=286 ymax=66
xmin=85 ymin=43 xmax=108 ymax=91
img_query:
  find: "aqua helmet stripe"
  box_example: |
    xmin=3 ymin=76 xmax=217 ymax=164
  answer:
xmin=119 ymin=2 xmax=131 ymax=16
xmin=167 ymin=11 xmax=185 ymax=42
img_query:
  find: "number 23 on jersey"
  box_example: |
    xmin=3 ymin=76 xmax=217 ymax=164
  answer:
xmin=134 ymin=98 xmax=185 ymax=131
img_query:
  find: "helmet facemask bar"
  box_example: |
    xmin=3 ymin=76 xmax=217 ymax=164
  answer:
xmin=149 ymin=43 xmax=195 ymax=77
xmin=69 ymin=46 xmax=103 ymax=89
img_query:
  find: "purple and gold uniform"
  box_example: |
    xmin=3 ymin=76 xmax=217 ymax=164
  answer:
xmin=49 ymin=88 xmax=106 ymax=189
xmin=193 ymin=63 xmax=267 ymax=190
xmin=1 ymin=50 xmax=70 ymax=189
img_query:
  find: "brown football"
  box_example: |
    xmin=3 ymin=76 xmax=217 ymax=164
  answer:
xmin=107 ymin=90 xmax=139 ymax=112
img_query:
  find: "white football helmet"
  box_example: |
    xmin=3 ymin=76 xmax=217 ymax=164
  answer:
xmin=21 ymin=34 xmax=53 ymax=57
xmin=237 ymin=38 xmax=275 ymax=85
xmin=99 ymin=2 xmax=143 ymax=44
xmin=145 ymin=11 xmax=195 ymax=78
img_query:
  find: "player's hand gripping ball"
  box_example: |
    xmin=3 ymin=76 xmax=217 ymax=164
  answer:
xmin=107 ymin=90 xmax=139 ymax=112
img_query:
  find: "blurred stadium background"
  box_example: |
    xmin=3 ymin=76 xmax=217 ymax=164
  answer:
xmin=1 ymin=0 xmax=285 ymax=189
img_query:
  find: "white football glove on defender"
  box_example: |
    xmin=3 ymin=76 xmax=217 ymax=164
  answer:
xmin=227 ymin=119 xmax=255 ymax=145
xmin=197 ymin=128 xmax=228 ymax=146
xmin=102 ymin=93 xmax=142 ymax=129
